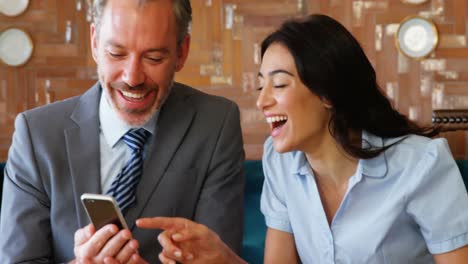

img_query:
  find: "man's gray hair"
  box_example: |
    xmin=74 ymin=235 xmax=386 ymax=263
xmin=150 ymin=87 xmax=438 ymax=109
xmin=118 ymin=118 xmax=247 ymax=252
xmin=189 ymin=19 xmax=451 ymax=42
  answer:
xmin=93 ymin=0 xmax=192 ymax=44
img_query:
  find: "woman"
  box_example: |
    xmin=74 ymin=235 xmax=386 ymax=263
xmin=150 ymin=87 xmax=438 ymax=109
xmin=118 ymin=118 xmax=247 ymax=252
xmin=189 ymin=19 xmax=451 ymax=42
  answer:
xmin=137 ymin=14 xmax=468 ymax=263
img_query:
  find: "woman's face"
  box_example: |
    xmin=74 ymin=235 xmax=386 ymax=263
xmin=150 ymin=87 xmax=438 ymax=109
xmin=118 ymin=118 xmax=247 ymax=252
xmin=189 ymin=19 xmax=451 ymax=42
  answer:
xmin=256 ymin=43 xmax=331 ymax=153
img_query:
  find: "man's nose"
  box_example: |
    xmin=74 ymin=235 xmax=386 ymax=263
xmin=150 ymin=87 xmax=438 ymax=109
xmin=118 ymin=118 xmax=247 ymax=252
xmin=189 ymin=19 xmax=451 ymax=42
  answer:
xmin=123 ymin=56 xmax=145 ymax=87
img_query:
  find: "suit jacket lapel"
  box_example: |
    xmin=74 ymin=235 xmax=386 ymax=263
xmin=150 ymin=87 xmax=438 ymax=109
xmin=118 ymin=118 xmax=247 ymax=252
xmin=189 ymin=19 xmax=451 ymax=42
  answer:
xmin=126 ymin=84 xmax=196 ymax=229
xmin=65 ymin=83 xmax=102 ymax=227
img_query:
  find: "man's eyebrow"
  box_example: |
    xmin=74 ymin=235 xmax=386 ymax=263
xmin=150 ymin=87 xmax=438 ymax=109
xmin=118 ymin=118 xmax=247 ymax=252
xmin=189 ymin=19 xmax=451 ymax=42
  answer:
xmin=146 ymin=48 xmax=170 ymax=54
xmin=257 ymin=69 xmax=294 ymax=78
xmin=105 ymin=41 xmax=170 ymax=53
xmin=105 ymin=40 xmax=124 ymax=48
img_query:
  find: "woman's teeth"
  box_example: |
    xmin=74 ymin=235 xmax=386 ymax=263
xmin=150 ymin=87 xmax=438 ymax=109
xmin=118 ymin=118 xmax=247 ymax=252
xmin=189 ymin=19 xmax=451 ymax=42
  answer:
xmin=266 ymin=116 xmax=288 ymax=123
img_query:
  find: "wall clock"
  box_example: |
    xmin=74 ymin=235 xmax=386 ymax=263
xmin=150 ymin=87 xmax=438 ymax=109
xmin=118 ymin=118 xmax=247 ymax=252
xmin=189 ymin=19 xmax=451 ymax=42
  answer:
xmin=395 ymin=16 xmax=438 ymax=60
xmin=400 ymin=0 xmax=429 ymax=5
xmin=0 ymin=0 xmax=29 ymax=17
xmin=0 ymin=28 xmax=34 ymax=67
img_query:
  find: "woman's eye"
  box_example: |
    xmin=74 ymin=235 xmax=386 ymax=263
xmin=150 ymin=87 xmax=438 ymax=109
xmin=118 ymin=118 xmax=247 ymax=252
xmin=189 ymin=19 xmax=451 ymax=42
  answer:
xmin=257 ymin=79 xmax=265 ymax=91
xmin=274 ymin=84 xmax=287 ymax=88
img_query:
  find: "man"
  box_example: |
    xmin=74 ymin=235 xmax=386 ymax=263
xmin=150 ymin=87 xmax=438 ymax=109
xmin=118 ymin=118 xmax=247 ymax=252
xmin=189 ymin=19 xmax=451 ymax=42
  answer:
xmin=0 ymin=0 xmax=245 ymax=263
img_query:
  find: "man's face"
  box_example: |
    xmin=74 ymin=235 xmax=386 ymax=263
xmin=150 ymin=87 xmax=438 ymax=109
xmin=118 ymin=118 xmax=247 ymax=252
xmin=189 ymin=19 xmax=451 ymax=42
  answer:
xmin=91 ymin=0 xmax=190 ymax=126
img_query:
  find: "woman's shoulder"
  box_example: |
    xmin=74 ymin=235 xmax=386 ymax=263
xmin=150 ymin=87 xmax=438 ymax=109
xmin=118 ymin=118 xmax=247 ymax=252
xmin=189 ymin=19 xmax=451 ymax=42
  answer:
xmin=388 ymin=134 xmax=449 ymax=155
xmin=383 ymin=134 xmax=453 ymax=169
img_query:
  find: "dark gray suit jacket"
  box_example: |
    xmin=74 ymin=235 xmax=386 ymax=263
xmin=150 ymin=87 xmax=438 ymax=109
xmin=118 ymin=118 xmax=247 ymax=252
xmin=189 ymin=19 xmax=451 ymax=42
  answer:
xmin=0 ymin=82 xmax=245 ymax=263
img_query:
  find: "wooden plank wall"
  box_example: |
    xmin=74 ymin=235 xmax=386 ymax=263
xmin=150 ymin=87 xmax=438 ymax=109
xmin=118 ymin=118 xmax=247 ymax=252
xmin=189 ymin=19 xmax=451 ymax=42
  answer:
xmin=1 ymin=0 xmax=467 ymax=160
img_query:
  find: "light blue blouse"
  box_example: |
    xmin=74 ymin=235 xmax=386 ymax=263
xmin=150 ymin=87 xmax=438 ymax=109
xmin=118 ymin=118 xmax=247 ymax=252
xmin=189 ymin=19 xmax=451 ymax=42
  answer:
xmin=261 ymin=132 xmax=468 ymax=263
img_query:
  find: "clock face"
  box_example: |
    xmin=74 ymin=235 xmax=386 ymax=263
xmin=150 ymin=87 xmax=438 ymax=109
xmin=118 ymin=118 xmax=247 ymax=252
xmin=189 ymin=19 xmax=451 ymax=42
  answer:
xmin=403 ymin=25 xmax=428 ymax=52
xmin=396 ymin=16 xmax=438 ymax=59
xmin=400 ymin=0 xmax=429 ymax=5
xmin=0 ymin=28 xmax=34 ymax=67
xmin=0 ymin=0 xmax=29 ymax=17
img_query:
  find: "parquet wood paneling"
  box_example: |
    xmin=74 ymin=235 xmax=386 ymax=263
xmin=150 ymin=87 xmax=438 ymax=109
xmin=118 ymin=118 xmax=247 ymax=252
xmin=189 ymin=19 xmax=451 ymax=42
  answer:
xmin=1 ymin=0 xmax=468 ymax=160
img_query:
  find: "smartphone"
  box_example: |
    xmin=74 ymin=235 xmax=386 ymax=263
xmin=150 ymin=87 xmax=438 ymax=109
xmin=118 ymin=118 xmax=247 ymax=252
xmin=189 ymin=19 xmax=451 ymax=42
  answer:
xmin=80 ymin=193 xmax=128 ymax=230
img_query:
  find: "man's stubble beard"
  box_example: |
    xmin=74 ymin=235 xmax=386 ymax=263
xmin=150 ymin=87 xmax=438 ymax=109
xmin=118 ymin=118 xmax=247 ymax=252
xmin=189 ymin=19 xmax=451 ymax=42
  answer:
xmin=97 ymin=66 xmax=174 ymax=127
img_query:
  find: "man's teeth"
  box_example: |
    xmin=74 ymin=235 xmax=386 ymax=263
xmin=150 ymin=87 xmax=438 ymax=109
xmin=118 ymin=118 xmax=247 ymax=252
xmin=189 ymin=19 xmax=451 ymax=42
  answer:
xmin=122 ymin=91 xmax=145 ymax=99
xmin=266 ymin=116 xmax=288 ymax=123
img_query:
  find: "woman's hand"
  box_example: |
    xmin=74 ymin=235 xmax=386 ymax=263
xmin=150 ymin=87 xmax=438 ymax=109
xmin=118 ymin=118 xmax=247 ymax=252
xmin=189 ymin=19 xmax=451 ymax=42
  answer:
xmin=136 ymin=217 xmax=246 ymax=264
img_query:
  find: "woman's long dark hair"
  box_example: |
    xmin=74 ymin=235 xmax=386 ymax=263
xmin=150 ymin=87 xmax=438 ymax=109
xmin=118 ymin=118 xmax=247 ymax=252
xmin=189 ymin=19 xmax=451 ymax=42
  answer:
xmin=261 ymin=14 xmax=439 ymax=159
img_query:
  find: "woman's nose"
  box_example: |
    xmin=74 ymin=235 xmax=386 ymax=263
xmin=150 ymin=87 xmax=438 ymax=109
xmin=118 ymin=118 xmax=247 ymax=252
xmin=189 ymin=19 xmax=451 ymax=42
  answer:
xmin=256 ymin=85 xmax=274 ymax=111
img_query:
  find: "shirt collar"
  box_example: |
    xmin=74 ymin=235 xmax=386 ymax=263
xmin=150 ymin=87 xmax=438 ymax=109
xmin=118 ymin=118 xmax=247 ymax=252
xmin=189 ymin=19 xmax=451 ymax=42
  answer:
xmin=99 ymin=90 xmax=158 ymax=148
xmin=289 ymin=131 xmax=388 ymax=178
xmin=360 ymin=131 xmax=388 ymax=178
xmin=291 ymin=151 xmax=311 ymax=176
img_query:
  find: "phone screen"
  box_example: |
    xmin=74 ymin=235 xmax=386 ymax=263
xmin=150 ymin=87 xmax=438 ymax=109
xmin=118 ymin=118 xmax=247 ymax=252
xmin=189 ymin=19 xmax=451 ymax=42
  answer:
xmin=82 ymin=196 xmax=127 ymax=230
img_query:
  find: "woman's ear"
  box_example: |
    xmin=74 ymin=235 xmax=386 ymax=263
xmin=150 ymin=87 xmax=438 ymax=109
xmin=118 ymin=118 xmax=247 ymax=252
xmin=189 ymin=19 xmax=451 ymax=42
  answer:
xmin=322 ymin=99 xmax=333 ymax=109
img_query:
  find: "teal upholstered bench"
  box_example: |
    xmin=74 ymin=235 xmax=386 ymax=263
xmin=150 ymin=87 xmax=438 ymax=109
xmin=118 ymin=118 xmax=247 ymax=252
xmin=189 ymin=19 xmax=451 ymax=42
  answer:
xmin=241 ymin=161 xmax=267 ymax=264
xmin=455 ymin=160 xmax=468 ymax=192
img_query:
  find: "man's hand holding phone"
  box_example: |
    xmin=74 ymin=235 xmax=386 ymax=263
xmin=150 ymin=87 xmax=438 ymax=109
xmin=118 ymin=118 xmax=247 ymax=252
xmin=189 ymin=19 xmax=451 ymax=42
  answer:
xmin=72 ymin=194 xmax=147 ymax=264
xmin=73 ymin=223 xmax=143 ymax=263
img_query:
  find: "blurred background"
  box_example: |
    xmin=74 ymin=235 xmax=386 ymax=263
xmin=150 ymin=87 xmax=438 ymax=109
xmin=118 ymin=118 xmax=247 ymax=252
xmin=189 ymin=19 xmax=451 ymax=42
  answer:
xmin=1 ymin=0 xmax=467 ymax=160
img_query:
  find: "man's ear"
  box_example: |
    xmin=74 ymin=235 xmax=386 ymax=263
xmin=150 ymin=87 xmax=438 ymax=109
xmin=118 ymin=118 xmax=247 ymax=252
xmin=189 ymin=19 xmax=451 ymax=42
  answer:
xmin=90 ymin=23 xmax=99 ymax=64
xmin=175 ymin=34 xmax=191 ymax=72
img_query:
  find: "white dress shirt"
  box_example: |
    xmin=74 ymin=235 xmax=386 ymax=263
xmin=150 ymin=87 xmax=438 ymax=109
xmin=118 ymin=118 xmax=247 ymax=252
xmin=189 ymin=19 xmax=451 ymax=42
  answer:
xmin=98 ymin=92 xmax=158 ymax=193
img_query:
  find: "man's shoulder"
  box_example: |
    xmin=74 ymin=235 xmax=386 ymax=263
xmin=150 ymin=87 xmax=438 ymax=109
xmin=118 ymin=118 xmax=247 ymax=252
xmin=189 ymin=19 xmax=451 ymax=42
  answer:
xmin=21 ymin=84 xmax=99 ymax=121
xmin=22 ymin=94 xmax=80 ymax=118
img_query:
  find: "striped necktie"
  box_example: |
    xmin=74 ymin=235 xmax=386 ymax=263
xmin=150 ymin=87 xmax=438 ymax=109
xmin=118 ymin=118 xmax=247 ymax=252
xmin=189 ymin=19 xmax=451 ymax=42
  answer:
xmin=107 ymin=128 xmax=151 ymax=212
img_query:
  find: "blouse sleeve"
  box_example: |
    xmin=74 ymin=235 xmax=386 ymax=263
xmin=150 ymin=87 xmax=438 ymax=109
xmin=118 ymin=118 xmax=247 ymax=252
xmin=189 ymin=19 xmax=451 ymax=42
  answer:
xmin=260 ymin=137 xmax=293 ymax=233
xmin=405 ymin=138 xmax=468 ymax=254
